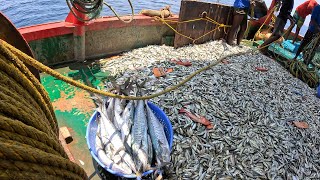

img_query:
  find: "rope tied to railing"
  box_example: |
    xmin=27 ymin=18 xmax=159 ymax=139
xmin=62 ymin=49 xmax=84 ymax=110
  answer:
xmin=154 ymin=16 xmax=231 ymax=44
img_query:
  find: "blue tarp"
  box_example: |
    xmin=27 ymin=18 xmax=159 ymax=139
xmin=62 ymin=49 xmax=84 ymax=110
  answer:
xmin=282 ymin=40 xmax=300 ymax=54
xmin=268 ymin=40 xmax=303 ymax=60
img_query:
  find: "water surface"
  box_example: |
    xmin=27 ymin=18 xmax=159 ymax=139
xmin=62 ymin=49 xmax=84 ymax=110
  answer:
xmin=0 ymin=0 xmax=232 ymax=28
xmin=0 ymin=0 xmax=307 ymax=35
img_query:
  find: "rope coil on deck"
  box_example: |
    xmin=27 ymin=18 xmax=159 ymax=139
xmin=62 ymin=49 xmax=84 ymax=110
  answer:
xmin=0 ymin=40 xmax=87 ymax=179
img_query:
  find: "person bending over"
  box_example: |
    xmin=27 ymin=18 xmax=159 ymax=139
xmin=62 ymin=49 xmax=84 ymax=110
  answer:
xmin=285 ymin=0 xmax=318 ymax=43
xmin=227 ymin=0 xmax=255 ymax=45
xmin=258 ymin=0 xmax=294 ymax=54
xmin=293 ymin=5 xmax=320 ymax=66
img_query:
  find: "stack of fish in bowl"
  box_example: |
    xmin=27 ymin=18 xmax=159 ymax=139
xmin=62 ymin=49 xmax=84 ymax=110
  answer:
xmin=86 ymin=79 xmax=173 ymax=179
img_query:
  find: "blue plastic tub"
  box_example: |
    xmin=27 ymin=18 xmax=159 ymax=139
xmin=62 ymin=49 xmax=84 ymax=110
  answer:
xmin=86 ymin=101 xmax=173 ymax=179
xmin=317 ymin=84 xmax=320 ymax=98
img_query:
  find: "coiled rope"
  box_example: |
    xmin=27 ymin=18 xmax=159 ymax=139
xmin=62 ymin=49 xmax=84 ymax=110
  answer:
xmin=0 ymin=40 xmax=87 ymax=179
xmin=266 ymin=40 xmax=319 ymax=88
xmin=288 ymin=60 xmax=319 ymax=88
xmin=66 ymin=0 xmax=134 ymax=23
xmin=305 ymin=33 xmax=320 ymax=67
xmin=0 ymin=39 xmax=251 ymax=100
xmin=66 ymin=0 xmax=104 ymax=22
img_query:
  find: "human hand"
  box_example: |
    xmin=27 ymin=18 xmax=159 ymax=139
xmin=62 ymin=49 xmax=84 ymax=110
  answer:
xmin=275 ymin=1 xmax=282 ymax=10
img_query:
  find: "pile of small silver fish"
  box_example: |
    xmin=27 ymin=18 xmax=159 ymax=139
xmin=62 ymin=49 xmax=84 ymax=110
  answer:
xmin=95 ymin=88 xmax=171 ymax=178
xmin=100 ymin=40 xmax=320 ymax=179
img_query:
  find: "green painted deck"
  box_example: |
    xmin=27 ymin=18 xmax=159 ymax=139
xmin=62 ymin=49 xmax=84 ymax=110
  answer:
xmin=40 ymin=62 xmax=108 ymax=179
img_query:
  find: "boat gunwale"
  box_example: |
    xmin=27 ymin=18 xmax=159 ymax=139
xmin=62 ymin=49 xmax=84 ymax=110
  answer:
xmin=18 ymin=15 xmax=179 ymax=42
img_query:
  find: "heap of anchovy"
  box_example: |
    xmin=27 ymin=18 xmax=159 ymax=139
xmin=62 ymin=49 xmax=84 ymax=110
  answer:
xmin=99 ymin=40 xmax=320 ymax=179
xmin=95 ymin=83 xmax=171 ymax=178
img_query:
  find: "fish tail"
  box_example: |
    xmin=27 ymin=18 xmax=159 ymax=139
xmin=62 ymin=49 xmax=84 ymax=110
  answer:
xmin=154 ymin=169 xmax=163 ymax=180
xmin=155 ymin=157 xmax=172 ymax=169
xmin=135 ymin=173 xmax=142 ymax=180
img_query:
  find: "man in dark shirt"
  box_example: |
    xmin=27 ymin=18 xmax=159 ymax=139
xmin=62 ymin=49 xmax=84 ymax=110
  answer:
xmin=258 ymin=0 xmax=294 ymax=54
xmin=293 ymin=5 xmax=320 ymax=68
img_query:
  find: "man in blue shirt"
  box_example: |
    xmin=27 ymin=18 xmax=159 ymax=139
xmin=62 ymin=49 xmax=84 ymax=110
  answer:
xmin=293 ymin=5 xmax=320 ymax=66
xmin=226 ymin=0 xmax=254 ymax=45
xmin=258 ymin=0 xmax=294 ymax=53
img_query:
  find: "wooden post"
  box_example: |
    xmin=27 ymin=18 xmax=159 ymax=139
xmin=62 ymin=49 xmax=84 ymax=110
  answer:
xmin=174 ymin=0 xmax=233 ymax=48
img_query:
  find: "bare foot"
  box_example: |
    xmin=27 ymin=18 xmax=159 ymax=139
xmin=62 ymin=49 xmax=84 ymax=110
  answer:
xmin=227 ymin=41 xmax=236 ymax=46
xmin=258 ymin=46 xmax=268 ymax=55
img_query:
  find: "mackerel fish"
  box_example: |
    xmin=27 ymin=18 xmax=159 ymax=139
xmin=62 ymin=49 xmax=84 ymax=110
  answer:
xmin=96 ymin=107 xmax=137 ymax=173
xmin=131 ymin=100 xmax=150 ymax=174
xmin=145 ymin=101 xmax=171 ymax=167
xmin=121 ymin=100 xmax=135 ymax=150
xmin=95 ymin=121 xmax=132 ymax=175
xmin=114 ymin=98 xmax=130 ymax=142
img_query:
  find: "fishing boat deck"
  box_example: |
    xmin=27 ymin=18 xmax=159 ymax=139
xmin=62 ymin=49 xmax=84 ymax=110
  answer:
xmin=39 ymin=39 xmax=320 ymax=179
xmin=41 ymin=62 xmax=108 ymax=179
xmin=41 ymin=40 xmax=319 ymax=179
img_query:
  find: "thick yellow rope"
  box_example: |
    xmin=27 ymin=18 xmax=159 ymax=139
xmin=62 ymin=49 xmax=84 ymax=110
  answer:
xmin=0 ymin=138 xmax=87 ymax=179
xmin=0 ymin=50 xmax=58 ymax=135
xmin=288 ymin=60 xmax=318 ymax=87
xmin=0 ymin=39 xmax=88 ymax=179
xmin=0 ymin=39 xmax=250 ymax=100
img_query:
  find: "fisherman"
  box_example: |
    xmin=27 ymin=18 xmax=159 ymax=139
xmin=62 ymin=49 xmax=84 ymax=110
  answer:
xmin=284 ymin=0 xmax=319 ymax=43
xmin=293 ymin=4 xmax=320 ymax=66
xmin=258 ymin=0 xmax=295 ymax=54
xmin=226 ymin=0 xmax=256 ymax=45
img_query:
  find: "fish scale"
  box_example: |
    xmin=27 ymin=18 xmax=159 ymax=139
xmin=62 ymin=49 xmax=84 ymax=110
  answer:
xmin=131 ymin=100 xmax=150 ymax=173
xmin=145 ymin=101 xmax=170 ymax=165
xmin=120 ymin=100 xmax=134 ymax=155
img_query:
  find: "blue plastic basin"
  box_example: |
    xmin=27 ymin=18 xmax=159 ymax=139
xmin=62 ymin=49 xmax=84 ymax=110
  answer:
xmin=86 ymin=101 xmax=173 ymax=178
